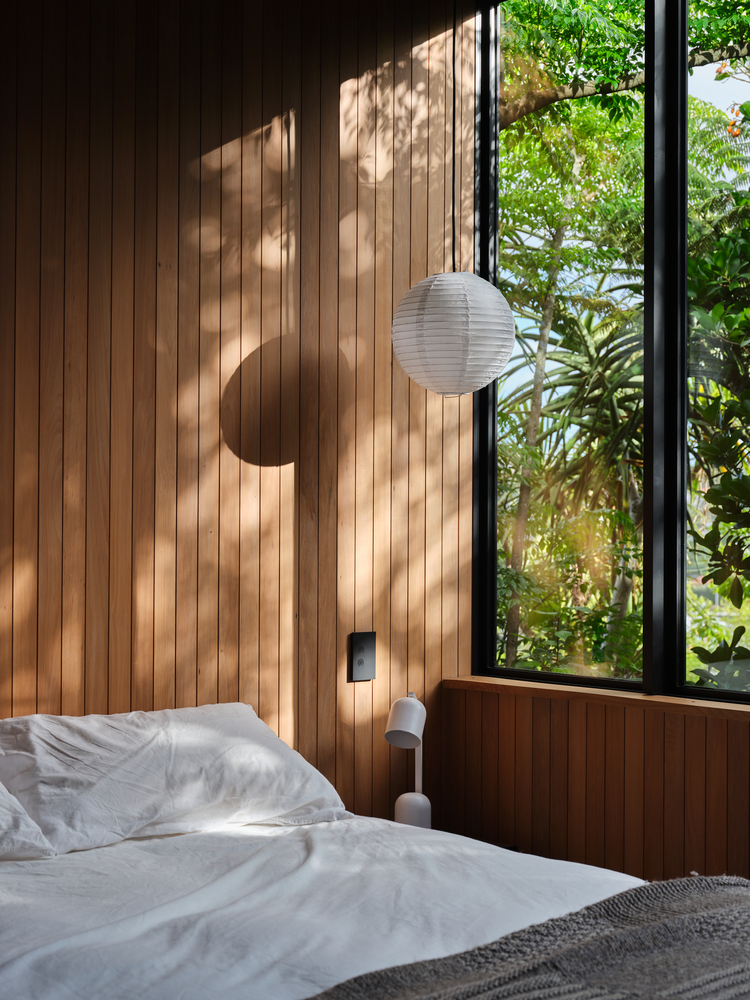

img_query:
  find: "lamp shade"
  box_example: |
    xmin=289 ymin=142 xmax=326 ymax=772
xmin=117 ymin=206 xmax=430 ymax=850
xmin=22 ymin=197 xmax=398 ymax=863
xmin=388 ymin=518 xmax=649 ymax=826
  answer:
xmin=385 ymin=695 xmax=426 ymax=749
xmin=391 ymin=271 xmax=516 ymax=396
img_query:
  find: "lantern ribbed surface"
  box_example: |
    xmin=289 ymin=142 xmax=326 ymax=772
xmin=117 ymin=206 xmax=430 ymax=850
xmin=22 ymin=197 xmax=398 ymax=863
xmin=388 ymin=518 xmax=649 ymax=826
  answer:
xmin=391 ymin=271 xmax=516 ymax=396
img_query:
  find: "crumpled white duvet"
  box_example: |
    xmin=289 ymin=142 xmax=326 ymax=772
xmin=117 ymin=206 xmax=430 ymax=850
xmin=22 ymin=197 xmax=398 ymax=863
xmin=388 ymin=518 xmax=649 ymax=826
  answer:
xmin=0 ymin=815 xmax=643 ymax=1000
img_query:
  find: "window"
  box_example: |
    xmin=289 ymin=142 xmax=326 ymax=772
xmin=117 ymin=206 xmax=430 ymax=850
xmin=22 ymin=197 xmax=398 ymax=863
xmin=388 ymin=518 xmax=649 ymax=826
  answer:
xmin=474 ymin=0 xmax=750 ymax=702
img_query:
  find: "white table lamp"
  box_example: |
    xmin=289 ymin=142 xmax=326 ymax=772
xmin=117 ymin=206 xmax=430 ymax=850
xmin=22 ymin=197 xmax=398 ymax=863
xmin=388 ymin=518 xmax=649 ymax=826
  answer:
xmin=385 ymin=693 xmax=431 ymax=828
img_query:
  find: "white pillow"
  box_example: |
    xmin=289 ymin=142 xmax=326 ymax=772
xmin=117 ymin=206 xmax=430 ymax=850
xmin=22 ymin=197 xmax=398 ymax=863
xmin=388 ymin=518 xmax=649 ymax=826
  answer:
xmin=0 ymin=702 xmax=349 ymax=855
xmin=0 ymin=781 xmax=56 ymax=860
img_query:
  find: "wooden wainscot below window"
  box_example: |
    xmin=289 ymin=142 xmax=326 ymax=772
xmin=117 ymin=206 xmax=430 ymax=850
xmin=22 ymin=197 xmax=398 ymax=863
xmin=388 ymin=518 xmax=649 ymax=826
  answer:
xmin=441 ymin=675 xmax=750 ymax=882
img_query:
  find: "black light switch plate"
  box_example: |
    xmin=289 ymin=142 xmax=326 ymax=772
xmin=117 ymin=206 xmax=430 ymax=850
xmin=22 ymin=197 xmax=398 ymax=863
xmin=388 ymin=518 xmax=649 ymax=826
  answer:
xmin=349 ymin=631 xmax=376 ymax=681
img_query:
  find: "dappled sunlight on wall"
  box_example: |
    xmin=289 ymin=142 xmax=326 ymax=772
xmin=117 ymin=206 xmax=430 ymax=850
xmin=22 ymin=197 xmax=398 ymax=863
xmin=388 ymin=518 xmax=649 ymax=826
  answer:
xmin=184 ymin=104 xmax=302 ymax=747
xmin=1 ymin=0 xmax=478 ymax=825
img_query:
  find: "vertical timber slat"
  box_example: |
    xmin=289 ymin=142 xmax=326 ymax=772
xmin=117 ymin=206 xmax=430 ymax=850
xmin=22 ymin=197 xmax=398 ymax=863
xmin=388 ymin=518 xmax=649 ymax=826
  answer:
xmin=705 ymin=716 xmax=728 ymax=876
xmin=38 ymin=0 xmax=66 ymax=717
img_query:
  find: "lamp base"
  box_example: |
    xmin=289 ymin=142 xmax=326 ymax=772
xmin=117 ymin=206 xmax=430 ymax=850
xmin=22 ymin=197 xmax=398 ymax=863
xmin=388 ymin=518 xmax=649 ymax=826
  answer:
xmin=394 ymin=792 xmax=431 ymax=829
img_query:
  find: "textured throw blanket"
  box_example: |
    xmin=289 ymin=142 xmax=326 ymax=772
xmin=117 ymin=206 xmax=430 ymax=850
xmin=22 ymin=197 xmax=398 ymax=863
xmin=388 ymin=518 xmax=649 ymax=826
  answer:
xmin=314 ymin=875 xmax=750 ymax=999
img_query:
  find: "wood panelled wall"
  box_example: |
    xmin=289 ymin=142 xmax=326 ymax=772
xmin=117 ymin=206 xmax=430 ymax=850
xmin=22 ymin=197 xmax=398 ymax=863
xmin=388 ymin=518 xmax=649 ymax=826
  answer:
xmin=0 ymin=0 xmax=478 ymax=819
xmin=443 ymin=677 xmax=750 ymax=880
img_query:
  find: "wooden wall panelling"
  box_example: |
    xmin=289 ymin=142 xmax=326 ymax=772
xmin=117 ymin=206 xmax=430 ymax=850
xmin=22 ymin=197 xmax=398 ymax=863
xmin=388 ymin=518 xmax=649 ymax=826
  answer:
xmin=456 ymin=4 xmax=474 ymax=677
xmin=728 ymin=719 xmax=750 ymax=877
xmin=0 ymin=0 xmax=17 ymax=719
xmin=238 ymin=0 xmax=263 ymax=717
xmin=497 ymin=691 xmax=516 ymax=846
xmin=408 ymin=0 xmax=428 ymax=715
xmin=336 ymin=0 xmax=358 ymax=812
xmin=154 ymin=0 xmax=180 ymax=712
xmin=585 ymin=700 xmax=605 ymax=869
xmin=389 ymin=1 xmax=412 ymax=817
xmin=110 ymin=0 xmax=136 ymax=716
xmin=316 ymin=0 xmax=340 ymax=786
xmin=567 ymin=697 xmax=586 ymax=863
xmin=218 ymin=0 xmax=243 ymax=712
xmin=481 ymin=689 xmax=499 ymax=845
xmin=298 ymin=0 xmax=321 ymax=767
xmin=257 ymin=2 xmax=282 ymax=730
xmin=14 ymin=0 xmax=42 ymax=719
xmin=176 ymin=0 xmax=201 ymax=711
xmin=684 ymin=714 xmax=706 ymax=876
xmin=439 ymin=1 xmax=460 ymax=697
xmin=371 ymin=0 xmax=394 ymax=821
xmin=623 ymin=704 xmax=645 ymax=878
xmin=5 ymin=0 xmax=480 ymax=820
xmin=440 ymin=2 xmax=460 ymax=694
xmin=424 ymin=0 xmax=447 ymax=819
xmin=465 ymin=689 xmax=482 ymax=840
xmin=549 ymin=698 xmax=568 ymax=859
xmin=458 ymin=1 xmax=474 ymax=275
xmin=514 ymin=695 xmax=532 ymax=850
xmin=132 ymin=0 xmax=158 ymax=712
xmin=259 ymin=0 xmax=283 ymax=729
xmin=604 ymin=704 xmax=625 ymax=872
xmin=705 ymin=716 xmax=727 ymax=876
xmin=663 ymin=711 xmax=685 ymax=880
xmin=353 ymin=0 xmax=377 ymax=818
xmin=643 ymin=709 xmax=665 ymax=880
xmin=279 ymin=0 xmax=302 ymax=751
xmin=444 ymin=678 xmax=750 ymax=881
xmin=38 ymin=0 xmax=66 ymax=717
xmin=196 ymin=0 xmax=221 ymax=710
xmin=443 ymin=686 xmax=466 ymax=836
xmin=85 ymin=0 xmax=113 ymax=717
xmin=61 ymin=0 xmax=89 ymax=718
xmin=531 ymin=697 xmax=550 ymax=858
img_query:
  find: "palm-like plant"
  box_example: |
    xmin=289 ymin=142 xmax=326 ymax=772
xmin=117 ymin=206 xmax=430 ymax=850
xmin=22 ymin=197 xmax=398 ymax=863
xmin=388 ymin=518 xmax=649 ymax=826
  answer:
xmin=497 ymin=291 xmax=644 ymax=675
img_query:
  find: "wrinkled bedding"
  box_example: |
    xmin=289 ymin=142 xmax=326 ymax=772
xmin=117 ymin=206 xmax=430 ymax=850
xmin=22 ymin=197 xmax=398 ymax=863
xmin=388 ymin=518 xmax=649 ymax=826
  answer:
xmin=0 ymin=815 xmax=642 ymax=1000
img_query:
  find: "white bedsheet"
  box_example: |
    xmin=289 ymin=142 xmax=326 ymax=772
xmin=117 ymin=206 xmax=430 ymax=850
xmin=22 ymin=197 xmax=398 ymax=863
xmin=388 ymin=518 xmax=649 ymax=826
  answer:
xmin=0 ymin=815 xmax=643 ymax=1000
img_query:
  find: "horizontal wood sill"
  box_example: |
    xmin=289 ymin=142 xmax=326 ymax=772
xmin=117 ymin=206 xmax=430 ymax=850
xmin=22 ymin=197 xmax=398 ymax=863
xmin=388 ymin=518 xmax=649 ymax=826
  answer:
xmin=443 ymin=674 xmax=750 ymax=721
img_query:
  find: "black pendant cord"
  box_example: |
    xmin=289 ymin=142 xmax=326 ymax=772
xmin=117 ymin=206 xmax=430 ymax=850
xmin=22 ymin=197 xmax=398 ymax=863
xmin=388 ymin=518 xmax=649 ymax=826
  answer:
xmin=452 ymin=0 xmax=457 ymax=273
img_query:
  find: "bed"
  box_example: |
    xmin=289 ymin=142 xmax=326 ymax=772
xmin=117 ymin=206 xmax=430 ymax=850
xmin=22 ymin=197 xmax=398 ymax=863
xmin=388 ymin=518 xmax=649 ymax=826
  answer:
xmin=0 ymin=701 xmax=731 ymax=1000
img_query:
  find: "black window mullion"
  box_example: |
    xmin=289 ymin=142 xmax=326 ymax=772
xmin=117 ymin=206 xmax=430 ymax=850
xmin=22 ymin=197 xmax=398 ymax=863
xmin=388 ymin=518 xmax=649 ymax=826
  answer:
xmin=473 ymin=2 xmax=499 ymax=675
xmin=643 ymin=0 xmax=688 ymax=695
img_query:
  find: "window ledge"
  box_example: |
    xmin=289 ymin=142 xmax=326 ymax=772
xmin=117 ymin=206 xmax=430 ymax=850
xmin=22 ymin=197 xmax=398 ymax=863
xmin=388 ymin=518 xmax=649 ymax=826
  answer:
xmin=444 ymin=675 xmax=750 ymax=720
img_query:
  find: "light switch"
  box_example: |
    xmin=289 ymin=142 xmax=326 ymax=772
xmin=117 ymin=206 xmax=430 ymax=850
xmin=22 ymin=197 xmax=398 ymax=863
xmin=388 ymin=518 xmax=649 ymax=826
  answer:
xmin=349 ymin=631 xmax=376 ymax=681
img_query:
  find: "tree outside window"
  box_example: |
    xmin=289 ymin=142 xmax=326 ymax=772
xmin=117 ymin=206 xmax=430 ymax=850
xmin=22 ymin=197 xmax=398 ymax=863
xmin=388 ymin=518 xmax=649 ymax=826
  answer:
xmin=490 ymin=0 xmax=750 ymax=691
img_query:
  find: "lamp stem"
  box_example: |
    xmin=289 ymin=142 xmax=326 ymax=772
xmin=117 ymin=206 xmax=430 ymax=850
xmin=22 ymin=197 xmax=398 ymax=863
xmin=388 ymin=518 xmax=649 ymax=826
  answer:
xmin=415 ymin=741 xmax=423 ymax=794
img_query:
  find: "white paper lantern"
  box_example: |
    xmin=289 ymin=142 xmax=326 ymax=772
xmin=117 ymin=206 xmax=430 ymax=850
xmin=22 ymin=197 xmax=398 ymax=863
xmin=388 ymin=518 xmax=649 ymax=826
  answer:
xmin=391 ymin=271 xmax=516 ymax=396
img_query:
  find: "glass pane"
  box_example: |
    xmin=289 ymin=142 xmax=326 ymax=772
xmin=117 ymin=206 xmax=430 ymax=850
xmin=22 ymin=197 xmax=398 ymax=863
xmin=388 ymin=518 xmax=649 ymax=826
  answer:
xmin=685 ymin=8 xmax=750 ymax=694
xmin=494 ymin=1 xmax=645 ymax=679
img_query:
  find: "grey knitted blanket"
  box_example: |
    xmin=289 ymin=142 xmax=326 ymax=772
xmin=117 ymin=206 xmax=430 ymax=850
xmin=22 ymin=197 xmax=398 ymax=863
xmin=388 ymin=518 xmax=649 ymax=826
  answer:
xmin=313 ymin=875 xmax=750 ymax=999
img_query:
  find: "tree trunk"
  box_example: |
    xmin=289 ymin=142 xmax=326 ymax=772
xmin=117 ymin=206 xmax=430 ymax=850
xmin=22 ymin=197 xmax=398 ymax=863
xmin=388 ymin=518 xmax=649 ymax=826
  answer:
xmin=608 ymin=467 xmax=644 ymax=630
xmin=505 ymin=149 xmax=583 ymax=667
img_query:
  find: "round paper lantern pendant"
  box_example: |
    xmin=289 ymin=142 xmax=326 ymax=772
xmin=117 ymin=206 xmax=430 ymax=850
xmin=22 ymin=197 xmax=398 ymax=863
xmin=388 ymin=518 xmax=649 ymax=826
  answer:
xmin=391 ymin=271 xmax=516 ymax=396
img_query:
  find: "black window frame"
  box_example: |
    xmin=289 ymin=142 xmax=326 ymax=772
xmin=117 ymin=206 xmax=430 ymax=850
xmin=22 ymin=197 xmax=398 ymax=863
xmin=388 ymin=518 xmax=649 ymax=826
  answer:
xmin=472 ymin=0 xmax=750 ymax=704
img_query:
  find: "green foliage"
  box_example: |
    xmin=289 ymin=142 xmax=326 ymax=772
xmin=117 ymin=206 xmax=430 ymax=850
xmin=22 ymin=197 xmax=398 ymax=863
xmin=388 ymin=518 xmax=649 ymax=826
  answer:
xmin=498 ymin=96 xmax=644 ymax=323
xmin=688 ymin=0 xmax=750 ymax=54
xmin=687 ymin=188 xmax=750 ymax=628
xmin=500 ymin=0 xmax=645 ymax=120
xmin=495 ymin=0 xmax=750 ymax=689
xmin=691 ymin=626 xmax=750 ymax=691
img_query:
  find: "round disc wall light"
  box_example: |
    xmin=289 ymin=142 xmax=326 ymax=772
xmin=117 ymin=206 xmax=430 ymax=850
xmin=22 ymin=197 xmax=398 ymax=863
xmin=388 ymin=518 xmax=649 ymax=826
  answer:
xmin=391 ymin=271 xmax=516 ymax=397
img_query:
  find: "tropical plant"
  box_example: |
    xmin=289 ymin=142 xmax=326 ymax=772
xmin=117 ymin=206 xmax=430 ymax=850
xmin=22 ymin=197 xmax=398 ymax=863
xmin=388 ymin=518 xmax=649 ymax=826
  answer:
xmin=494 ymin=0 xmax=750 ymax=135
xmin=494 ymin=0 xmax=750 ymax=683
